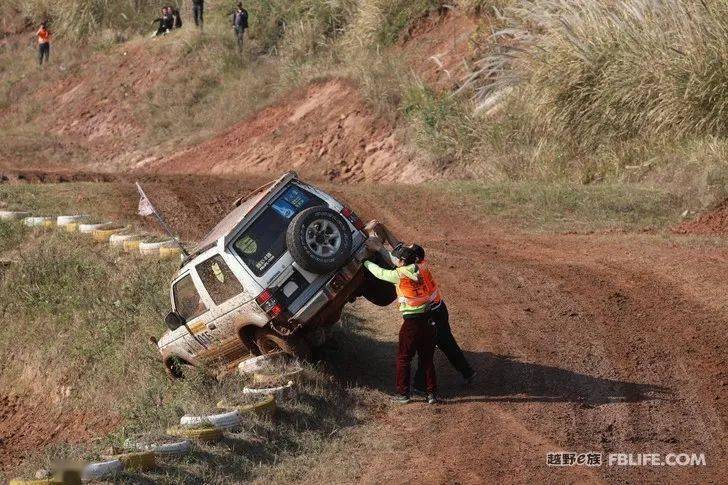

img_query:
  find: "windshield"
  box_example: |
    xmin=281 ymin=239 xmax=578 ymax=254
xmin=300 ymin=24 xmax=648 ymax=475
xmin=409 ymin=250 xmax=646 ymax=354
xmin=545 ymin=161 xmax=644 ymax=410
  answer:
xmin=233 ymin=185 xmax=324 ymax=277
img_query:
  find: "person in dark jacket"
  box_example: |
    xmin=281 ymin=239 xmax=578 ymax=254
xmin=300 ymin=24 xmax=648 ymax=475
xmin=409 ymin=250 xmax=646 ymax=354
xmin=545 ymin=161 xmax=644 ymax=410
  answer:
xmin=152 ymin=7 xmax=173 ymax=36
xmin=365 ymin=221 xmax=475 ymax=394
xmin=170 ymin=6 xmax=183 ymax=29
xmin=232 ymin=2 xmax=249 ymax=53
xmin=192 ymin=0 xmax=204 ymax=28
xmin=410 ymin=243 xmax=475 ymax=393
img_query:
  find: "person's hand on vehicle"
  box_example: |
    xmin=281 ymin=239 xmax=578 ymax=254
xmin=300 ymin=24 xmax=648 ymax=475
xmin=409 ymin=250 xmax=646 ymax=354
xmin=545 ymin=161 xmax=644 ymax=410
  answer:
xmin=364 ymin=220 xmax=380 ymax=232
xmin=365 ymin=236 xmax=383 ymax=252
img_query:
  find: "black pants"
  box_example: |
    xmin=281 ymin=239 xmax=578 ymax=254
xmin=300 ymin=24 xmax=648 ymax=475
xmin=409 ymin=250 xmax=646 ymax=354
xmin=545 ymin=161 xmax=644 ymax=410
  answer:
xmin=235 ymin=27 xmax=246 ymax=52
xmin=193 ymin=4 xmax=204 ymax=27
xmin=38 ymin=43 xmax=50 ymax=65
xmin=414 ymin=302 xmax=473 ymax=390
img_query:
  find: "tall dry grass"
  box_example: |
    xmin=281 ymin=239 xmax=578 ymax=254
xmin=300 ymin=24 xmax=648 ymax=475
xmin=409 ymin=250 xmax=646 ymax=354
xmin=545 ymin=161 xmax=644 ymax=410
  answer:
xmin=3 ymin=0 xmax=162 ymax=40
xmin=468 ymin=0 xmax=728 ymax=146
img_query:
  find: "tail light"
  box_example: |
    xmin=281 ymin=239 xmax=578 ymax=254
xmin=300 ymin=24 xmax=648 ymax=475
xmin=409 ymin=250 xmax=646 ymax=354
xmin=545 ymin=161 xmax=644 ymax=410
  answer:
xmin=341 ymin=206 xmax=365 ymax=231
xmin=256 ymin=289 xmax=284 ymax=318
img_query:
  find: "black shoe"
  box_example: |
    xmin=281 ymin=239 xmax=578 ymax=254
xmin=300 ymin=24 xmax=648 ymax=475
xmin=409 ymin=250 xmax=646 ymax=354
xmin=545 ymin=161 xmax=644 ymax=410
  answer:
xmin=411 ymin=386 xmax=426 ymax=396
xmin=427 ymin=394 xmax=438 ymax=404
xmin=463 ymin=371 xmax=476 ymax=385
xmin=392 ymin=394 xmax=411 ymax=404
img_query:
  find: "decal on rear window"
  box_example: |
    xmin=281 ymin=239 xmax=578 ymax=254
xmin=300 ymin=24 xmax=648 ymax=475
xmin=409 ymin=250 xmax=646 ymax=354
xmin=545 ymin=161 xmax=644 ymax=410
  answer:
xmin=272 ymin=199 xmax=296 ymax=219
xmin=233 ymin=185 xmax=325 ymax=277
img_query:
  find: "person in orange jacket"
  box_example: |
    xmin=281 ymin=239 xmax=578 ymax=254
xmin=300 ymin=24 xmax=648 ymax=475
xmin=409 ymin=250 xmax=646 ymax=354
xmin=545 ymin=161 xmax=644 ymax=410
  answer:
xmin=364 ymin=239 xmax=438 ymax=404
xmin=365 ymin=221 xmax=475 ymax=395
xmin=36 ymin=21 xmax=51 ymax=66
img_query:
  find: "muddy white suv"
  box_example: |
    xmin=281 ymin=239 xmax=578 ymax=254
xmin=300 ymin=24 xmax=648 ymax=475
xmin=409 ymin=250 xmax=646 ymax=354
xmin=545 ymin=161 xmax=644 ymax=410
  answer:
xmin=157 ymin=171 xmax=395 ymax=377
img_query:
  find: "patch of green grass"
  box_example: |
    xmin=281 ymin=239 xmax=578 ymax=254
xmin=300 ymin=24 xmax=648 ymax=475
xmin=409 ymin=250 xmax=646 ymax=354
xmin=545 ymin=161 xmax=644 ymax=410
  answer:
xmin=445 ymin=181 xmax=685 ymax=232
xmin=402 ymin=83 xmax=478 ymax=165
xmin=0 ymin=219 xmax=26 ymax=253
xmin=0 ymin=182 xmax=135 ymax=221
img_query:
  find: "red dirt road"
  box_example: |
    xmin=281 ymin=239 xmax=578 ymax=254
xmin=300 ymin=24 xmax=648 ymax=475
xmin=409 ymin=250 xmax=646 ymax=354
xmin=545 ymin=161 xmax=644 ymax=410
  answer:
xmin=308 ymin=185 xmax=728 ymax=483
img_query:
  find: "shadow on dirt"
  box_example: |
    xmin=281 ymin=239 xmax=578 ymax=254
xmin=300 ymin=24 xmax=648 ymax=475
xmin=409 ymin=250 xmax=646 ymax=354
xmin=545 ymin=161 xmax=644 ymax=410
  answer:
xmin=326 ymin=313 xmax=671 ymax=407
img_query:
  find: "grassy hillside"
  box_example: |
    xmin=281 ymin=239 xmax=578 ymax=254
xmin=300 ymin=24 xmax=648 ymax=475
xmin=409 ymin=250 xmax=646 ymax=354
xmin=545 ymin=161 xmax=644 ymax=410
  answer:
xmin=1 ymin=0 xmax=727 ymax=209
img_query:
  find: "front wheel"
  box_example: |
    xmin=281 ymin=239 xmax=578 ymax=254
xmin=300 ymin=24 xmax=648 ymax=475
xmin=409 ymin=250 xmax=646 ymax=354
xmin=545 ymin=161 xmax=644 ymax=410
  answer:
xmin=254 ymin=327 xmax=311 ymax=361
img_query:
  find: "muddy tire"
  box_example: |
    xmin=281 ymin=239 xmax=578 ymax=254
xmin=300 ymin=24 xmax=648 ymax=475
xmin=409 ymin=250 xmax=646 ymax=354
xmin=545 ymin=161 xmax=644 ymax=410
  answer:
xmin=286 ymin=207 xmax=352 ymax=274
xmin=254 ymin=327 xmax=311 ymax=360
xmin=165 ymin=356 xmax=188 ymax=379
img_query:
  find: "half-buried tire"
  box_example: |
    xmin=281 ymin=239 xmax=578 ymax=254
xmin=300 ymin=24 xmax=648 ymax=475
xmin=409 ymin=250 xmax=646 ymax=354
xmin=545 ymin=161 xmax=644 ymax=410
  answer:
xmin=286 ymin=207 xmax=352 ymax=274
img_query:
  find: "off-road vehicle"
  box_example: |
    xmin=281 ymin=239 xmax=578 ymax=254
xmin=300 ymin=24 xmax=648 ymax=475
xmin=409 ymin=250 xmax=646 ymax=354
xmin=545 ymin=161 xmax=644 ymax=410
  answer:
xmin=157 ymin=171 xmax=395 ymax=377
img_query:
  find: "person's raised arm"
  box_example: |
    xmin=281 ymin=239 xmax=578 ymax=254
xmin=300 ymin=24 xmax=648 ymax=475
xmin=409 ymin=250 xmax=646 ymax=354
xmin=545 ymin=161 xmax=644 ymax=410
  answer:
xmin=379 ymin=223 xmax=402 ymax=249
xmin=363 ymin=260 xmax=400 ymax=284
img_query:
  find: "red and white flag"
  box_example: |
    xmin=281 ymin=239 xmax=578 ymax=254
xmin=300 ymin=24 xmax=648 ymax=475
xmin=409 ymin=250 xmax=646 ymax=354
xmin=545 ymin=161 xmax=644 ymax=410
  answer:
xmin=136 ymin=182 xmax=156 ymax=217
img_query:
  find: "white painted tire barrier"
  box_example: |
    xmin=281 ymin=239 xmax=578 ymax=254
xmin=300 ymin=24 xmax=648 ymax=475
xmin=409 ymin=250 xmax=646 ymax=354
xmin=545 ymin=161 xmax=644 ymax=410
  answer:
xmin=78 ymin=222 xmax=112 ymax=233
xmin=253 ymin=367 xmax=303 ymax=385
xmin=242 ymin=380 xmax=296 ymax=400
xmin=56 ymin=215 xmax=86 ymax=226
xmin=238 ymin=353 xmax=289 ymax=376
xmin=159 ymin=246 xmax=182 ymax=259
xmin=81 ymin=459 xmax=123 ymax=481
xmin=216 ymin=394 xmax=277 ymax=419
xmin=180 ymin=410 xmax=242 ymax=430
xmin=139 ymin=240 xmax=175 ymax=255
xmin=0 ymin=210 xmax=30 ymax=220
xmin=23 ymin=216 xmax=51 ymax=227
xmin=125 ymin=440 xmax=192 ymax=457
xmin=166 ymin=425 xmax=223 ymax=443
xmin=92 ymin=226 xmax=126 ymax=242
xmin=109 ymin=232 xmax=141 ymax=247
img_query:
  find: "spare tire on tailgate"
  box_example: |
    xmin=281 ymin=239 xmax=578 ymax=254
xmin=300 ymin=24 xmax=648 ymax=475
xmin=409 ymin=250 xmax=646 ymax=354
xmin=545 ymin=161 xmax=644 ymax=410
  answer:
xmin=286 ymin=206 xmax=352 ymax=274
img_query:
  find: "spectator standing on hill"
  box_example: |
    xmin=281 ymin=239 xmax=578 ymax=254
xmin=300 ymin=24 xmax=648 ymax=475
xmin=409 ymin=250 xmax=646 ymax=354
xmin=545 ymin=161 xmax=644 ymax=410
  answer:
xmin=36 ymin=21 xmax=51 ymax=65
xmin=192 ymin=0 xmax=204 ymax=29
xmin=232 ymin=2 xmax=249 ymax=54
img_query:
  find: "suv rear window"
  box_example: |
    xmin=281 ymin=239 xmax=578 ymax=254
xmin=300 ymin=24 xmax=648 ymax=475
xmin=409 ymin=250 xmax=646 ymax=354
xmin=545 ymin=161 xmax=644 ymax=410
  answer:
xmin=173 ymin=274 xmax=207 ymax=321
xmin=196 ymin=255 xmax=244 ymax=305
xmin=233 ymin=185 xmax=324 ymax=277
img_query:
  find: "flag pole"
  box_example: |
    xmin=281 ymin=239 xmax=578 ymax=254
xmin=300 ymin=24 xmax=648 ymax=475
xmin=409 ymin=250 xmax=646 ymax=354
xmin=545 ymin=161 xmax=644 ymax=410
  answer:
xmin=136 ymin=182 xmax=190 ymax=258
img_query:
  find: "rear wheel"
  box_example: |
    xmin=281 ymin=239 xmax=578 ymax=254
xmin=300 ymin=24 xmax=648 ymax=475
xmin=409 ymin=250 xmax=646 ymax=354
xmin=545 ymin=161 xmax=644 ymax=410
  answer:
xmin=165 ymin=356 xmax=188 ymax=379
xmin=254 ymin=327 xmax=311 ymax=361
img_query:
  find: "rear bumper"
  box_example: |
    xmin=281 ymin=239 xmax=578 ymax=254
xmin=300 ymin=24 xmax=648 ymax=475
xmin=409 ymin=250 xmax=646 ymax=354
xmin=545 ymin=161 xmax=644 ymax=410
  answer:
xmin=290 ymin=242 xmax=368 ymax=326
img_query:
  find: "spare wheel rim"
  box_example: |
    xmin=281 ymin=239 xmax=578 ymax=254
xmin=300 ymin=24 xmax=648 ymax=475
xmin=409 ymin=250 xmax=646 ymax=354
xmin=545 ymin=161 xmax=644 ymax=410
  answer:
xmin=305 ymin=218 xmax=342 ymax=258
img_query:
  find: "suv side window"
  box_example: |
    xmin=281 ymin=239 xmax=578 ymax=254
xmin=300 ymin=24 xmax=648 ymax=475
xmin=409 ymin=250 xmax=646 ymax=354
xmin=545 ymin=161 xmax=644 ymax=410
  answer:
xmin=196 ymin=255 xmax=244 ymax=305
xmin=173 ymin=274 xmax=207 ymax=321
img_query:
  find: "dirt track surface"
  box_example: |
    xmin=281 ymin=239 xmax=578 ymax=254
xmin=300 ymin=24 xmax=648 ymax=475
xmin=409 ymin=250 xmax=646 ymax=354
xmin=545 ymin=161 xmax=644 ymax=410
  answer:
xmin=307 ymin=184 xmax=726 ymax=483
xmin=1 ymin=175 xmax=726 ymax=482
